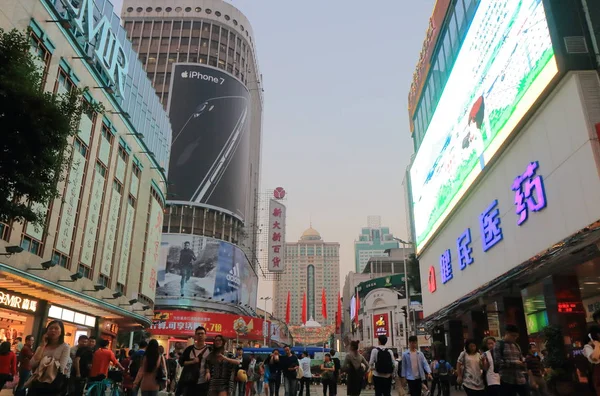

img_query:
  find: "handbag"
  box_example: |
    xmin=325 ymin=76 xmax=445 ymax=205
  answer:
xmin=296 ymin=366 xmax=304 ymax=379
xmin=25 ymin=355 xmax=65 ymax=391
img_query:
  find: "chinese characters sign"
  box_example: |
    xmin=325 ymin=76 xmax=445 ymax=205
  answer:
xmin=268 ymin=199 xmax=286 ymax=272
xmin=56 ymin=150 xmax=86 ymax=255
xmin=81 ymin=166 xmax=105 ymax=266
xmin=118 ymin=202 xmax=135 ymax=285
xmin=142 ymin=196 xmax=162 ymax=298
xmin=373 ymin=313 xmax=389 ymax=337
xmin=0 ymin=289 xmax=38 ymax=313
xmin=101 ymin=184 xmax=121 ymax=276
xmin=431 ymin=162 xmax=546 ymax=292
xmin=150 ymin=310 xmax=265 ymax=340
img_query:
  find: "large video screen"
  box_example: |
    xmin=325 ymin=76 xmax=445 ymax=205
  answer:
xmin=410 ymin=0 xmax=558 ymax=251
xmin=167 ymin=64 xmax=250 ymax=221
xmin=157 ymin=234 xmax=258 ymax=308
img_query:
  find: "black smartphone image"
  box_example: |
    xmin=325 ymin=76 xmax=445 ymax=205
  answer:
xmin=168 ymin=64 xmax=251 ymax=220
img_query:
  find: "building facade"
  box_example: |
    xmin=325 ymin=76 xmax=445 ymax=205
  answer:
xmin=0 ymin=0 xmax=171 ymax=345
xmin=354 ymin=216 xmax=399 ymax=273
xmin=121 ymin=0 xmax=263 ymax=267
xmin=274 ymin=227 xmax=340 ymax=326
xmin=407 ymin=0 xmax=600 ymax=368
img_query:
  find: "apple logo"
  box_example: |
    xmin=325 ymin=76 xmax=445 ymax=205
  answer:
xmin=181 ymin=71 xmax=189 ymax=78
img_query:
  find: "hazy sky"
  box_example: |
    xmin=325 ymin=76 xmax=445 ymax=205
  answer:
xmin=114 ymin=0 xmax=436 ymax=312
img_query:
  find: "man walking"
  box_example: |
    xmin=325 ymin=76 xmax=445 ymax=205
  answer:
xmin=179 ymin=241 xmax=196 ymax=296
xmin=14 ymin=335 xmax=34 ymax=396
xmin=179 ymin=326 xmax=210 ymax=396
xmin=330 ymin=350 xmax=341 ymax=396
xmin=299 ymin=351 xmax=312 ymax=396
xmin=494 ymin=324 xmax=529 ymax=396
xmin=369 ymin=335 xmax=397 ymax=396
xmin=401 ymin=336 xmax=432 ymax=396
xmin=280 ymin=346 xmax=299 ymax=396
xmin=266 ymin=350 xmax=282 ymax=396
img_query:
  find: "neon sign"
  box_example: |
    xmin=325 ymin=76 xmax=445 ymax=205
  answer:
xmin=0 ymin=289 xmax=38 ymax=313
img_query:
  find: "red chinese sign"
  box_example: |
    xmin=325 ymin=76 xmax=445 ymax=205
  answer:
xmin=150 ymin=310 xmax=266 ymax=340
xmin=373 ymin=313 xmax=389 ymax=337
xmin=557 ymin=302 xmax=584 ymax=314
xmin=268 ymin=199 xmax=286 ymax=272
xmin=428 ymin=266 xmax=437 ymax=293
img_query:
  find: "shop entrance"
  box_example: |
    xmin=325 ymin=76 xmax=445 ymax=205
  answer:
xmin=0 ymin=306 xmax=33 ymax=347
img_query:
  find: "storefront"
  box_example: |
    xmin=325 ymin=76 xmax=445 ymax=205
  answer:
xmin=416 ymin=72 xmax=600 ymax=366
xmin=0 ymin=288 xmax=40 ymax=345
xmin=47 ymin=305 xmax=97 ymax=347
xmin=150 ymin=310 xmax=265 ymax=353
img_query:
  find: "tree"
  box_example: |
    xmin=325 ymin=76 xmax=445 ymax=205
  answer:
xmin=0 ymin=28 xmax=100 ymax=228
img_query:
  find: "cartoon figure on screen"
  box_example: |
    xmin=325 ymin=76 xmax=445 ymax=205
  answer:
xmin=461 ymin=94 xmax=488 ymax=169
xmin=375 ymin=316 xmax=386 ymax=327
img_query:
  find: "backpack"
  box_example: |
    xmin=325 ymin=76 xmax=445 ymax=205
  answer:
xmin=437 ymin=360 xmax=449 ymax=378
xmin=375 ymin=348 xmax=394 ymax=374
xmin=129 ymin=352 xmax=144 ymax=378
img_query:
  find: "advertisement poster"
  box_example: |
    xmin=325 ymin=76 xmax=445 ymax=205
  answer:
xmin=410 ymin=0 xmax=557 ymax=251
xmin=373 ymin=313 xmax=389 ymax=337
xmin=156 ymin=234 xmax=258 ymax=308
xmin=167 ymin=64 xmax=250 ymax=221
xmin=151 ymin=310 xmax=264 ymax=340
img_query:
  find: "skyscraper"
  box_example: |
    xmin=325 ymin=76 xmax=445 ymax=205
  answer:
xmin=354 ymin=216 xmax=399 ymax=273
xmin=274 ymin=227 xmax=340 ymax=326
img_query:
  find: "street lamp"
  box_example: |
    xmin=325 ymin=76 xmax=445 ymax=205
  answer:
xmin=260 ymin=297 xmax=272 ymax=346
xmin=393 ymin=237 xmax=414 ymax=342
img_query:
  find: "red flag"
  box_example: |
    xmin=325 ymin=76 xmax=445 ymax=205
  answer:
xmin=301 ymin=292 xmax=307 ymax=324
xmin=336 ymin=292 xmax=342 ymax=332
xmin=285 ymin=291 xmax=291 ymax=324
xmin=355 ymin=290 xmax=360 ymax=324
xmin=322 ymin=288 xmax=328 ymax=319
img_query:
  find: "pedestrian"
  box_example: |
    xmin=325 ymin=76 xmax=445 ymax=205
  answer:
xmin=330 ymin=350 xmax=341 ymax=396
xmin=130 ymin=340 xmax=148 ymax=380
xmin=400 ymin=336 xmax=431 ymax=396
xmin=433 ymin=350 xmax=452 ymax=396
xmin=321 ymin=354 xmax=336 ymax=396
xmin=29 ymin=320 xmax=71 ymax=396
xmin=72 ymin=334 xmax=93 ymax=396
xmin=429 ymin=353 xmax=440 ymax=396
xmin=179 ymin=326 xmax=211 ymax=396
xmin=167 ymin=352 xmax=179 ymax=393
xmin=247 ymin=353 xmax=258 ymax=396
xmin=342 ymin=340 xmax=369 ymax=396
xmin=280 ymin=346 xmax=299 ymax=396
xmin=206 ymin=335 xmax=241 ymax=396
xmin=457 ymin=339 xmax=485 ymax=395
xmin=0 ymin=341 xmax=17 ymax=390
xmin=90 ymin=339 xmax=125 ymax=379
xmin=133 ymin=339 xmax=168 ymax=396
xmin=493 ymin=324 xmax=528 ymax=396
xmin=255 ymin=357 xmax=265 ymax=396
xmin=481 ymin=337 xmax=501 ymax=396
xmin=14 ymin=334 xmax=34 ymax=396
xmin=526 ymin=343 xmax=549 ymax=396
xmin=122 ymin=350 xmax=136 ymax=396
xmin=299 ymin=351 xmax=312 ymax=396
xmin=263 ymin=357 xmax=271 ymax=396
xmin=266 ymin=349 xmax=282 ymax=396
xmin=369 ymin=335 xmax=397 ymax=396
xmin=584 ymin=325 xmax=600 ymax=395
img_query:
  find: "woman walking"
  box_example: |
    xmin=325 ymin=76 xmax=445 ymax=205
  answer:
xmin=342 ymin=341 xmax=369 ymax=396
xmin=133 ymin=339 xmax=168 ymax=396
xmin=29 ymin=320 xmax=71 ymax=396
xmin=206 ymin=335 xmax=242 ymax=396
xmin=457 ymin=339 xmax=485 ymax=396
xmin=481 ymin=337 xmax=501 ymax=396
xmin=0 ymin=341 xmax=17 ymax=390
xmin=320 ymin=354 xmax=336 ymax=396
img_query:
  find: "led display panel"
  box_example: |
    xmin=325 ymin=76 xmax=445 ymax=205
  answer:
xmin=410 ymin=0 xmax=558 ymax=252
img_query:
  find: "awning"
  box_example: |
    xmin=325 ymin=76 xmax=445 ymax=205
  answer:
xmin=0 ymin=263 xmax=151 ymax=328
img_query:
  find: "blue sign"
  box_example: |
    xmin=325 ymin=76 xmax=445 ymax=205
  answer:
xmin=480 ymin=200 xmax=503 ymax=252
xmin=440 ymin=249 xmax=453 ymax=284
xmin=457 ymin=228 xmax=474 ymax=270
xmin=511 ymin=161 xmax=547 ymax=226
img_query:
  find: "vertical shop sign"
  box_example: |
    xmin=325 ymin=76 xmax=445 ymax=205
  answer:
xmin=141 ymin=197 xmax=162 ymax=297
xmin=268 ymin=199 xmax=286 ymax=272
xmin=101 ymin=184 xmax=121 ymax=276
xmin=56 ymin=150 xmax=86 ymax=255
xmin=118 ymin=202 xmax=135 ymax=284
xmin=81 ymin=166 xmax=105 ymax=265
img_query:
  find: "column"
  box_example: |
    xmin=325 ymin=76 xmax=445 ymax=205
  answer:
xmin=543 ymin=273 xmax=587 ymax=345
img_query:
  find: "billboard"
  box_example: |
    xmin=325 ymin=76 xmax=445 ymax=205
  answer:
xmin=373 ymin=313 xmax=389 ymax=337
xmin=267 ymin=199 xmax=286 ymax=272
xmin=409 ymin=0 xmax=558 ymax=252
xmin=151 ymin=310 xmax=264 ymax=340
xmin=167 ymin=64 xmax=250 ymax=221
xmin=156 ymin=234 xmax=258 ymax=308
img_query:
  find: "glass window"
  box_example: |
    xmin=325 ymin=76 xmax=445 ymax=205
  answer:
xmin=442 ymin=30 xmax=453 ymax=72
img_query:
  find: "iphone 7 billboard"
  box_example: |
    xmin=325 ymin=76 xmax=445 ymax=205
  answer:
xmin=167 ymin=64 xmax=250 ymax=221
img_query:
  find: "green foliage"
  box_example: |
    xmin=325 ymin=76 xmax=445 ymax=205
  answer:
xmin=0 ymin=28 xmax=102 ymax=228
xmin=407 ymin=253 xmax=422 ymax=294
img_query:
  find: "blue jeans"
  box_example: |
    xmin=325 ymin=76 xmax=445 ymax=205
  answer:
xmin=283 ymin=377 xmax=297 ymax=396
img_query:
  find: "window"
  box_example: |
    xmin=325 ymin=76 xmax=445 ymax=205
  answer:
xmin=54 ymin=68 xmax=75 ymax=95
xmin=52 ymin=250 xmax=69 ymax=268
xmin=78 ymin=263 xmax=92 ymax=279
xmin=29 ymin=33 xmax=52 ymax=90
xmin=98 ymin=274 xmax=110 ymax=287
xmin=0 ymin=223 xmax=10 ymax=242
xmin=21 ymin=235 xmax=42 ymax=256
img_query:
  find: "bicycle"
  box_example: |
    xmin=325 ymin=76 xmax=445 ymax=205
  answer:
xmin=86 ymin=372 xmax=123 ymax=396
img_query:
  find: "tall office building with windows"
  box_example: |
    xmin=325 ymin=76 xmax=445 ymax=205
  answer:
xmin=273 ymin=227 xmax=340 ymax=326
xmin=354 ymin=216 xmax=399 ymax=273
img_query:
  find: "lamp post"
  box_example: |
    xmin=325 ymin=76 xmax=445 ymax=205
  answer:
xmin=260 ymin=297 xmax=272 ymax=346
xmin=393 ymin=238 xmax=414 ymax=339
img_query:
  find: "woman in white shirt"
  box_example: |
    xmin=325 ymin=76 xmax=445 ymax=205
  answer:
xmin=299 ymin=352 xmax=312 ymax=396
xmin=481 ymin=337 xmax=501 ymax=396
xmin=457 ymin=339 xmax=485 ymax=396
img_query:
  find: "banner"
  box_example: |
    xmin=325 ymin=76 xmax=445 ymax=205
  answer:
xmin=267 ymin=199 xmax=286 ymax=272
xmin=151 ymin=310 xmax=264 ymax=340
xmin=373 ymin=313 xmax=389 ymax=338
xmin=141 ymin=196 xmax=162 ymax=298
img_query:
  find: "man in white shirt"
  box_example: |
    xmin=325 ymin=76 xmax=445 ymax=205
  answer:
xmin=369 ymin=335 xmax=397 ymax=396
xmin=299 ymin=352 xmax=312 ymax=396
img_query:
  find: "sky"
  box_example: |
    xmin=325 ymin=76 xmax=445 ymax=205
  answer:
xmin=113 ymin=0 xmax=436 ymax=313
